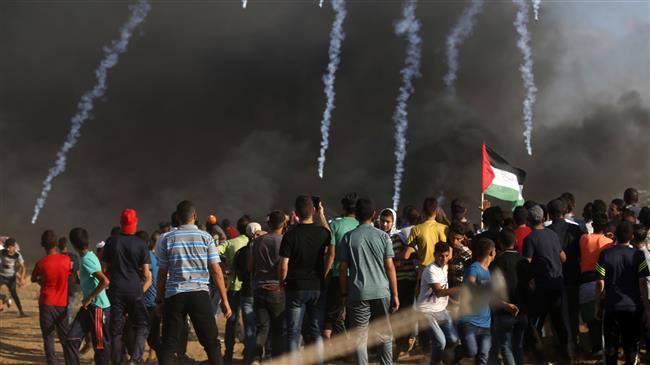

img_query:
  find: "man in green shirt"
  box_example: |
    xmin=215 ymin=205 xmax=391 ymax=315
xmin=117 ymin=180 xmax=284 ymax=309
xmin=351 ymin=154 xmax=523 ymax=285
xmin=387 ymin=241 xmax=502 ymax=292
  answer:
xmin=218 ymin=215 xmax=254 ymax=364
xmin=339 ymin=198 xmax=399 ymax=365
xmin=65 ymin=227 xmax=111 ymax=365
xmin=324 ymin=192 xmax=359 ymax=340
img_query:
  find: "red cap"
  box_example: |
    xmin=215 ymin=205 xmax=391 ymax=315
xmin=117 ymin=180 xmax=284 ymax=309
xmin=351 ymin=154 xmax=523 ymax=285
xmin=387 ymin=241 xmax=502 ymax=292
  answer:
xmin=120 ymin=208 xmax=138 ymax=235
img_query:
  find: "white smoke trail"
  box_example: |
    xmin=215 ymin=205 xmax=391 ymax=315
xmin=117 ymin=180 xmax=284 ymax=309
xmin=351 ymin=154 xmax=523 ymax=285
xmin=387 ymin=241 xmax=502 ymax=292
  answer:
xmin=30 ymin=0 xmax=151 ymax=224
xmin=532 ymin=0 xmax=540 ymax=20
xmin=316 ymin=0 xmax=347 ymax=179
xmin=513 ymin=0 xmax=537 ymax=156
xmin=242 ymin=0 xmax=247 ymax=9
xmin=392 ymin=0 xmax=421 ymax=211
xmin=443 ymin=0 xmax=484 ymax=91
xmin=319 ymin=0 xmax=324 ymax=8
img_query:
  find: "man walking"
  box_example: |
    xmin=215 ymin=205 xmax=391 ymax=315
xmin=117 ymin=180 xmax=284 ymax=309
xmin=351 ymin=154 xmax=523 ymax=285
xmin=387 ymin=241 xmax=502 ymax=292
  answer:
xmin=155 ymin=200 xmax=232 ymax=365
xmin=338 ymin=198 xmax=399 ymax=365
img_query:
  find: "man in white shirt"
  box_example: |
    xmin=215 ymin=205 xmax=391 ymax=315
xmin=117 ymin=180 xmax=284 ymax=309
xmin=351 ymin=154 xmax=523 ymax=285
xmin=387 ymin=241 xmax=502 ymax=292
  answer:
xmin=416 ymin=243 xmax=459 ymax=364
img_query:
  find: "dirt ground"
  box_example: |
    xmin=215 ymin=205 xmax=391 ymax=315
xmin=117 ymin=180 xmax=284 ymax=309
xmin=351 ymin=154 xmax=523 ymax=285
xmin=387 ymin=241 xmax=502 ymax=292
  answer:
xmin=0 ymin=281 xmax=618 ymax=365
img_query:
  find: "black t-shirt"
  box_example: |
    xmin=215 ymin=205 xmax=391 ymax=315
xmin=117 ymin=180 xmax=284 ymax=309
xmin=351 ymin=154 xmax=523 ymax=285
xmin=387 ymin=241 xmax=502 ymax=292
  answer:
xmin=597 ymin=244 xmax=650 ymax=312
xmin=474 ymin=229 xmax=502 ymax=253
xmin=548 ymin=220 xmax=582 ymax=286
xmin=491 ymin=250 xmax=532 ymax=314
xmin=523 ymin=228 xmax=564 ymax=290
xmin=233 ymin=243 xmax=253 ymax=297
xmin=279 ymin=224 xmax=331 ymax=291
xmin=103 ymin=233 xmax=150 ymax=295
xmin=66 ymin=252 xmax=80 ymax=289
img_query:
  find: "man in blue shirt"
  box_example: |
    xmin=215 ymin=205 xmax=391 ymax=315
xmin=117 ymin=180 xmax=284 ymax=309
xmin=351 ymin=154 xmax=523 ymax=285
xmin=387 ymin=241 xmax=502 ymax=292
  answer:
xmin=595 ymin=222 xmax=650 ymax=365
xmin=155 ymin=201 xmax=232 ymax=365
xmin=338 ymin=198 xmax=399 ymax=365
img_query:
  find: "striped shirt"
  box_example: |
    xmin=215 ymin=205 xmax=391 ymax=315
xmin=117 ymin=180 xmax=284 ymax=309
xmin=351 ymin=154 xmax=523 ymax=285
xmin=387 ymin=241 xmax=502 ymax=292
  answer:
xmin=156 ymin=225 xmax=220 ymax=298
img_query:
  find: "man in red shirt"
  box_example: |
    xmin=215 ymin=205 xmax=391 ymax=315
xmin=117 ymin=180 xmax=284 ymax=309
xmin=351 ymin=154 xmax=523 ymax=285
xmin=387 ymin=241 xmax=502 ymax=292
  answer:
xmin=513 ymin=206 xmax=532 ymax=253
xmin=31 ymin=230 xmax=72 ymax=365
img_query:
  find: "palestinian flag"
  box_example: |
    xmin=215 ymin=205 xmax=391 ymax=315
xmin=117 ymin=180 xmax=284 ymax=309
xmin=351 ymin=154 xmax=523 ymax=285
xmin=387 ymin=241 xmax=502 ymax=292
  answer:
xmin=482 ymin=144 xmax=526 ymax=205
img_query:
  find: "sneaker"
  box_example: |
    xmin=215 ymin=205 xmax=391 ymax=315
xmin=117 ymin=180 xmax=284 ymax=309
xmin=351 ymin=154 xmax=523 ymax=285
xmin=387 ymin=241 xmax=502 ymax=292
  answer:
xmin=6 ymin=298 xmax=12 ymax=308
xmin=19 ymin=311 xmax=28 ymax=318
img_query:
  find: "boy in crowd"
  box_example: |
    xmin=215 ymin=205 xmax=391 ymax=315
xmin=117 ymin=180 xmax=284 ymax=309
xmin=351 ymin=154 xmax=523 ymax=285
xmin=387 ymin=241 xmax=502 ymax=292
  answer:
xmin=379 ymin=208 xmax=416 ymax=359
xmin=250 ymin=211 xmax=288 ymax=363
xmin=455 ymin=238 xmax=496 ymax=365
xmin=416 ymin=243 xmax=459 ymax=365
xmin=144 ymin=231 xmax=161 ymax=362
xmin=102 ymin=208 xmax=152 ymax=364
xmin=31 ymin=230 xmax=72 ymax=365
xmin=339 ymin=198 xmax=398 ymax=365
xmin=325 ymin=192 xmax=359 ymax=342
xmin=65 ymin=227 xmax=112 ymax=365
xmin=523 ymin=205 xmax=573 ymax=363
xmin=0 ymin=238 xmax=27 ymax=316
xmin=58 ymin=237 xmax=80 ymax=324
xmin=279 ymin=195 xmax=332 ymax=365
xmin=595 ymin=221 xmax=650 ymax=365
xmin=403 ymin=198 xmax=447 ymax=277
xmin=491 ymin=229 xmax=530 ymax=365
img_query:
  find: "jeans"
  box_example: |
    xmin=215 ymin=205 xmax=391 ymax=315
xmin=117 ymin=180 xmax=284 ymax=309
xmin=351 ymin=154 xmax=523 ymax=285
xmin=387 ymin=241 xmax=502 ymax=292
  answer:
xmin=39 ymin=304 xmax=70 ymax=365
xmin=108 ymin=291 xmax=149 ymax=364
xmin=494 ymin=314 xmax=527 ymax=365
xmin=423 ymin=310 xmax=458 ymax=364
xmin=224 ymin=290 xmax=256 ymax=363
xmin=285 ymin=290 xmax=324 ymax=365
xmin=456 ymin=323 xmax=491 ymax=365
xmin=603 ymin=310 xmax=641 ymax=365
xmin=0 ymin=274 xmax=23 ymax=312
xmin=528 ymin=287 xmax=574 ymax=362
xmin=347 ymin=297 xmax=393 ymax=365
xmin=66 ymin=305 xmax=111 ymax=365
xmin=159 ymin=291 xmax=222 ymax=365
xmin=254 ymin=288 xmax=285 ymax=361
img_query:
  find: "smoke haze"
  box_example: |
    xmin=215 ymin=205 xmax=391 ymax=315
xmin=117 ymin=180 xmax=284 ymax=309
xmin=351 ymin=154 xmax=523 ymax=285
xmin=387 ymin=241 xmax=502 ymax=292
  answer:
xmin=0 ymin=1 xmax=648 ymax=260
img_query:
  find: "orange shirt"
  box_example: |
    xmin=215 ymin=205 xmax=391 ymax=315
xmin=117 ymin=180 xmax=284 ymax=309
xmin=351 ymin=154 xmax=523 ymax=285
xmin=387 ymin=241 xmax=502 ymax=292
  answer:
xmin=579 ymin=233 xmax=613 ymax=273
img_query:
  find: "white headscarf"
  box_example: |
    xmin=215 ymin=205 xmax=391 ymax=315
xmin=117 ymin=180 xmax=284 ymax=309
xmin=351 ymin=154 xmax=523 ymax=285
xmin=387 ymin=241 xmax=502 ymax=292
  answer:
xmin=379 ymin=208 xmax=400 ymax=236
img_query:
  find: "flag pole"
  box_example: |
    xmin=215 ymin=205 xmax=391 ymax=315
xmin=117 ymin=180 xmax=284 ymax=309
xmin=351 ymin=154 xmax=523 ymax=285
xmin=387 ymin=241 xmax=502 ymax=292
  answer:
xmin=480 ymin=192 xmax=485 ymax=230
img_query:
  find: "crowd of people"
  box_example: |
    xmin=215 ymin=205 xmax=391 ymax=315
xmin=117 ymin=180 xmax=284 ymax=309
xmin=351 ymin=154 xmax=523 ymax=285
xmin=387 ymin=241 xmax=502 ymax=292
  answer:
xmin=1 ymin=187 xmax=650 ymax=365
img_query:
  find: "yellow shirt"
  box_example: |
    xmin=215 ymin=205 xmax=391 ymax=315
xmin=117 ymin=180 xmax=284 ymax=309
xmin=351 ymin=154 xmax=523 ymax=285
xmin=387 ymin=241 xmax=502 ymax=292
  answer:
xmin=407 ymin=220 xmax=448 ymax=270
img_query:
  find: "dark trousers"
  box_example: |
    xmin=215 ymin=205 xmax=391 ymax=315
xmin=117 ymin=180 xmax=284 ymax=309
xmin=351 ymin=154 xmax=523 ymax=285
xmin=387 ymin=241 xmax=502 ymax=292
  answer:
xmin=108 ymin=291 xmax=149 ymax=364
xmin=39 ymin=304 xmax=70 ymax=365
xmin=324 ymin=276 xmax=346 ymax=335
xmin=66 ymin=305 xmax=111 ymax=365
xmin=529 ymin=287 xmax=574 ymax=362
xmin=159 ymin=291 xmax=222 ymax=365
xmin=565 ymin=284 xmax=580 ymax=348
xmin=394 ymin=279 xmax=416 ymax=352
xmin=286 ymin=290 xmax=325 ymax=365
xmin=603 ymin=310 xmax=641 ymax=365
xmin=254 ymin=288 xmax=285 ymax=361
xmin=0 ymin=274 xmax=23 ymax=312
xmin=146 ymin=306 xmax=161 ymax=355
xmin=224 ymin=291 xmax=255 ymax=363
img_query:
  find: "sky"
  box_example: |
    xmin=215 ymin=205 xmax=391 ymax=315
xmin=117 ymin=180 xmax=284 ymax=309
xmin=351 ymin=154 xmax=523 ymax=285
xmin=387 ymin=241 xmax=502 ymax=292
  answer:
xmin=1 ymin=0 xmax=648 ymax=259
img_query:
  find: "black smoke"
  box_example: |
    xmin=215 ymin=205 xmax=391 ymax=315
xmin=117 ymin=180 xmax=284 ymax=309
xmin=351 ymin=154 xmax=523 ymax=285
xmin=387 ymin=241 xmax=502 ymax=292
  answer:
xmin=0 ymin=1 xmax=648 ymax=260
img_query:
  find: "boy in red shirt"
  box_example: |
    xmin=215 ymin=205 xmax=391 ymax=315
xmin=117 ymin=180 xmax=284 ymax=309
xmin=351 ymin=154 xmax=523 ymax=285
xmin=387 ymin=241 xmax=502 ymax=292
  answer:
xmin=31 ymin=230 xmax=72 ymax=365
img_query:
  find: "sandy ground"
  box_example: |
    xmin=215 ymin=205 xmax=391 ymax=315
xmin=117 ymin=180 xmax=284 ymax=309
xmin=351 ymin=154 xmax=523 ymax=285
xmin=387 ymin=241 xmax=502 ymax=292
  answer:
xmin=0 ymin=281 xmax=616 ymax=365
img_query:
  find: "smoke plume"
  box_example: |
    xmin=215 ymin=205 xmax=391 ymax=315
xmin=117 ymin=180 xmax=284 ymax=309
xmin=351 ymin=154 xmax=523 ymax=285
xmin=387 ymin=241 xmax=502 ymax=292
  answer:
xmin=533 ymin=0 xmax=541 ymax=20
xmin=30 ymin=0 xmax=151 ymax=224
xmin=513 ymin=0 xmax=538 ymax=155
xmin=443 ymin=0 xmax=484 ymax=91
xmin=317 ymin=0 xmax=347 ymax=178
xmin=392 ymin=0 xmax=422 ymax=211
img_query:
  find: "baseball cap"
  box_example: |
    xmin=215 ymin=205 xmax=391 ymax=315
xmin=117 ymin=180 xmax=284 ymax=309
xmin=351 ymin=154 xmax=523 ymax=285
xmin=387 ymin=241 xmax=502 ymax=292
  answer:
xmin=246 ymin=222 xmax=262 ymax=237
xmin=121 ymin=208 xmax=138 ymax=235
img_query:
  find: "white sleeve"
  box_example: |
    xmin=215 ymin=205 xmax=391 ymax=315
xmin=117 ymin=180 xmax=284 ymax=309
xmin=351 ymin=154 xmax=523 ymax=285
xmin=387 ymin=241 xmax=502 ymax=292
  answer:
xmin=430 ymin=266 xmax=445 ymax=285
